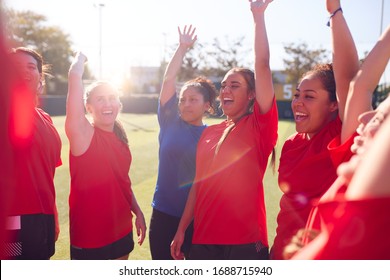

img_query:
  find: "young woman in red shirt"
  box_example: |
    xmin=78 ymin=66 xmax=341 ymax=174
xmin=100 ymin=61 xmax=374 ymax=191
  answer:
xmin=271 ymin=0 xmax=363 ymax=259
xmin=171 ymin=0 xmax=278 ymax=260
xmin=66 ymin=52 xmax=146 ymax=260
xmin=5 ymin=47 xmax=62 ymax=259
xmin=290 ymin=26 xmax=390 ymax=259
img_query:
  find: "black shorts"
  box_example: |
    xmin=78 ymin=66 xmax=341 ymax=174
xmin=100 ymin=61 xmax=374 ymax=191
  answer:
xmin=3 ymin=214 xmax=55 ymax=260
xmin=189 ymin=242 xmax=269 ymax=260
xmin=70 ymin=232 xmax=134 ymax=260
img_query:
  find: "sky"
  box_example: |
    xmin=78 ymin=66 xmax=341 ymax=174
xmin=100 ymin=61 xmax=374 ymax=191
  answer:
xmin=4 ymin=0 xmax=390 ymax=84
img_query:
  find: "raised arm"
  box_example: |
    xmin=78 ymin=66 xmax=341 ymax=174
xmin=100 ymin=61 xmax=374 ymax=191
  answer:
xmin=250 ymin=0 xmax=274 ymax=114
xmin=342 ymin=26 xmax=390 ymax=142
xmin=159 ymin=25 xmax=197 ymax=106
xmin=327 ymin=0 xmax=359 ymax=127
xmin=65 ymin=52 xmax=94 ymax=156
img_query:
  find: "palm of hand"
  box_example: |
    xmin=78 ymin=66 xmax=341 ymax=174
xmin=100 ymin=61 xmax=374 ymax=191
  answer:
xmin=178 ymin=25 xmax=197 ymax=47
xmin=180 ymin=35 xmax=195 ymax=47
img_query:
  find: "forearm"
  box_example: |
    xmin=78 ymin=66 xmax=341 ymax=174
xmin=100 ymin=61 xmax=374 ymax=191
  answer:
xmin=352 ymin=26 xmax=390 ymax=94
xmin=66 ymin=53 xmax=88 ymax=127
xmin=253 ymin=5 xmax=274 ymax=114
xmin=160 ymin=44 xmax=189 ymax=105
xmin=254 ymin=13 xmax=270 ymax=71
xmin=330 ymin=7 xmax=359 ymax=120
xmin=130 ymin=190 xmax=144 ymax=218
xmin=164 ymin=44 xmax=189 ymax=82
xmin=342 ymin=26 xmax=390 ymax=142
xmin=66 ymin=74 xmax=85 ymax=118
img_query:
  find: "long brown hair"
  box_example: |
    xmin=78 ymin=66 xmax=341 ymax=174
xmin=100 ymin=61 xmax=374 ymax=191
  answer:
xmin=85 ymin=81 xmax=128 ymax=145
xmin=113 ymin=120 xmax=129 ymax=145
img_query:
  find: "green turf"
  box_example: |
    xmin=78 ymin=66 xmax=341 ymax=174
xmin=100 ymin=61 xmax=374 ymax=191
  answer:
xmin=51 ymin=113 xmax=295 ymax=260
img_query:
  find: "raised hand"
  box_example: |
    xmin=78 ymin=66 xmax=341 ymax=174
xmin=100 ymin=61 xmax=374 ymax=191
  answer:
xmin=69 ymin=51 xmax=88 ymax=76
xmin=178 ymin=25 xmax=197 ymax=49
xmin=74 ymin=51 xmax=87 ymax=63
xmin=249 ymin=0 xmax=273 ymax=14
xmin=159 ymin=25 xmax=198 ymax=106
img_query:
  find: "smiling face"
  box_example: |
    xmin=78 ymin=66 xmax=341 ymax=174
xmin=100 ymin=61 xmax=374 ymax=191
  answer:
xmin=353 ymin=96 xmax=390 ymax=154
xmin=12 ymin=51 xmax=43 ymax=95
xmin=178 ymin=86 xmax=210 ymax=126
xmin=338 ymin=97 xmax=390 ymax=182
xmin=292 ymin=74 xmax=338 ymax=139
xmin=85 ymin=82 xmax=121 ymax=131
xmin=219 ymin=71 xmax=254 ymax=122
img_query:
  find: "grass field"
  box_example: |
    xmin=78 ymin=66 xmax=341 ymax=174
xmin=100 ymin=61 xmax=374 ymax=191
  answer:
xmin=51 ymin=113 xmax=296 ymax=260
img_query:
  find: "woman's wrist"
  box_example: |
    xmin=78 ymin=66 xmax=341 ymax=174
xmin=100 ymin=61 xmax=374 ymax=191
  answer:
xmin=327 ymin=7 xmax=343 ymax=27
xmin=133 ymin=208 xmax=144 ymax=218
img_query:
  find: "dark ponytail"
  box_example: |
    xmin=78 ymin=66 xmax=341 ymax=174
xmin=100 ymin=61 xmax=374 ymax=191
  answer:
xmin=269 ymin=148 xmax=276 ymax=174
xmin=113 ymin=120 xmax=128 ymax=145
xmin=182 ymin=76 xmax=218 ymax=114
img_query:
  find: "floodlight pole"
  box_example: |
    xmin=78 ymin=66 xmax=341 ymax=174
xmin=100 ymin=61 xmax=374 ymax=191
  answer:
xmin=380 ymin=0 xmax=384 ymax=35
xmin=98 ymin=3 xmax=105 ymax=80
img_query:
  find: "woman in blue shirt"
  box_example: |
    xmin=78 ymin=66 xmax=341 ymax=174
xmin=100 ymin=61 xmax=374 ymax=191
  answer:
xmin=149 ymin=25 xmax=217 ymax=259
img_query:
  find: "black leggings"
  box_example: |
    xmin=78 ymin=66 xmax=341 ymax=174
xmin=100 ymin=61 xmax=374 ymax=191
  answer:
xmin=149 ymin=208 xmax=193 ymax=260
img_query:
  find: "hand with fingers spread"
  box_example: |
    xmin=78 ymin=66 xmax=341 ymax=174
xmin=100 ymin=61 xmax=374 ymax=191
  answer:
xmin=178 ymin=25 xmax=197 ymax=49
xmin=159 ymin=24 xmax=199 ymax=107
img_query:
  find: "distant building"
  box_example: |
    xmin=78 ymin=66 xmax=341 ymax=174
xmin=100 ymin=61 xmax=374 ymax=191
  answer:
xmin=273 ymin=70 xmax=287 ymax=84
xmin=129 ymin=66 xmax=161 ymax=94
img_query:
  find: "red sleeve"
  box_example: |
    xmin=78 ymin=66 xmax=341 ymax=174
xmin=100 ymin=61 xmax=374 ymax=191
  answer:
xmin=315 ymin=196 xmax=390 ymax=259
xmin=253 ymin=98 xmax=279 ymax=152
xmin=328 ymin=131 xmax=357 ymax=168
